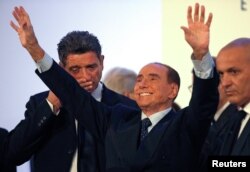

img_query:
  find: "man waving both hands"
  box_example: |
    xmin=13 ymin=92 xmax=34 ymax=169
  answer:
xmin=10 ymin=3 xmax=219 ymax=172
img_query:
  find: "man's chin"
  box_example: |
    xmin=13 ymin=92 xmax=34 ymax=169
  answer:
xmin=80 ymin=86 xmax=93 ymax=93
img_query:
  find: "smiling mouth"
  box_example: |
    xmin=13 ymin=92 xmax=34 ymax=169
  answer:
xmin=139 ymin=92 xmax=152 ymax=96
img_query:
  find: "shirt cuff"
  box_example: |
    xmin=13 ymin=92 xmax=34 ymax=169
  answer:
xmin=36 ymin=52 xmax=53 ymax=73
xmin=192 ymin=52 xmax=215 ymax=79
xmin=46 ymin=99 xmax=60 ymax=116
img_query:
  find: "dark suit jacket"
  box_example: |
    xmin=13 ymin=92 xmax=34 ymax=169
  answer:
xmin=27 ymin=85 xmax=138 ymax=172
xmin=198 ymin=103 xmax=238 ymax=171
xmin=219 ymin=108 xmax=250 ymax=155
xmin=0 ymin=128 xmax=16 ymax=172
xmin=0 ymin=100 xmax=56 ymax=172
xmin=36 ymin=61 xmax=219 ymax=172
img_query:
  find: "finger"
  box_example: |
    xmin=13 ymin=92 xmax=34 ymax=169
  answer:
xmin=187 ymin=6 xmax=193 ymax=25
xmin=12 ymin=7 xmax=25 ymax=27
xmin=205 ymin=13 xmax=213 ymax=28
xmin=180 ymin=26 xmax=191 ymax=38
xmin=194 ymin=3 xmax=200 ymax=22
xmin=10 ymin=21 xmax=19 ymax=32
xmin=200 ymin=5 xmax=205 ymax=23
xmin=20 ymin=6 xmax=31 ymax=24
xmin=83 ymin=82 xmax=93 ymax=87
xmin=12 ymin=9 xmax=20 ymax=24
xmin=180 ymin=26 xmax=188 ymax=34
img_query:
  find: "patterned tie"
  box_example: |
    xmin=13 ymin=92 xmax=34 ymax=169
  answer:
xmin=140 ymin=118 xmax=152 ymax=142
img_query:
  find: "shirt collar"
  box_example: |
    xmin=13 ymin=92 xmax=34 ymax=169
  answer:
xmin=242 ymin=102 xmax=250 ymax=115
xmin=141 ymin=107 xmax=172 ymax=130
xmin=214 ymin=101 xmax=230 ymax=121
xmin=91 ymin=82 xmax=103 ymax=102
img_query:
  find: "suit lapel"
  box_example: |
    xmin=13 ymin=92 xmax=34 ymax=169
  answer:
xmin=231 ymin=119 xmax=250 ymax=155
xmin=220 ymin=118 xmax=238 ymax=155
xmin=216 ymin=104 xmax=237 ymax=132
xmin=112 ymin=113 xmax=141 ymax=164
xmin=132 ymin=110 xmax=176 ymax=170
xmin=101 ymin=85 xmax=120 ymax=105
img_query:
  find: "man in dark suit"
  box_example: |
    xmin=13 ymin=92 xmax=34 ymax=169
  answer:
xmin=215 ymin=38 xmax=250 ymax=155
xmin=198 ymin=82 xmax=238 ymax=171
xmin=0 ymin=101 xmax=57 ymax=172
xmin=12 ymin=26 xmax=137 ymax=172
xmin=11 ymin=3 xmax=219 ymax=172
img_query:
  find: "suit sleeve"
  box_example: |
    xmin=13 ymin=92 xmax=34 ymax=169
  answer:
xmin=36 ymin=61 xmax=111 ymax=141
xmin=2 ymin=98 xmax=56 ymax=166
xmin=184 ymin=68 xmax=219 ymax=149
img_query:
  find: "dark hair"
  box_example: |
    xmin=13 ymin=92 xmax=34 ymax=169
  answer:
xmin=152 ymin=62 xmax=180 ymax=100
xmin=153 ymin=62 xmax=180 ymax=88
xmin=57 ymin=31 xmax=102 ymax=65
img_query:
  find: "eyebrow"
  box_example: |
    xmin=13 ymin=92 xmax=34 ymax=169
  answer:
xmin=137 ymin=73 xmax=160 ymax=79
xmin=68 ymin=65 xmax=81 ymax=69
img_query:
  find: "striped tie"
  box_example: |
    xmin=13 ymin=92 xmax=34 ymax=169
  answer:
xmin=140 ymin=118 xmax=152 ymax=142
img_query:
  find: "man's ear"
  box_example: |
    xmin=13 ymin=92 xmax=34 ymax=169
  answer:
xmin=100 ymin=55 xmax=104 ymax=70
xmin=100 ymin=55 xmax=104 ymax=63
xmin=169 ymin=83 xmax=179 ymax=99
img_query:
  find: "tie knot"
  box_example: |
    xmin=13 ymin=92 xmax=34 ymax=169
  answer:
xmin=238 ymin=110 xmax=247 ymax=120
xmin=142 ymin=118 xmax=152 ymax=129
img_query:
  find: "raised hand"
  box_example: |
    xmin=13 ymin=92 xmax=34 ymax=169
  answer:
xmin=10 ymin=6 xmax=44 ymax=61
xmin=181 ymin=3 xmax=213 ymax=60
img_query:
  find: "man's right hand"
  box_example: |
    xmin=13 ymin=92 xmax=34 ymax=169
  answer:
xmin=181 ymin=3 xmax=213 ymax=60
xmin=10 ymin=6 xmax=44 ymax=62
xmin=47 ymin=91 xmax=61 ymax=113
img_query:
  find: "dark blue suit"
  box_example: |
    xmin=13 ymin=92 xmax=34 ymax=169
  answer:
xmin=26 ymin=85 xmax=137 ymax=172
xmin=219 ymin=110 xmax=250 ymax=155
xmin=0 ymin=128 xmax=16 ymax=172
xmin=198 ymin=104 xmax=238 ymax=171
xmin=36 ymin=61 xmax=219 ymax=172
xmin=0 ymin=100 xmax=56 ymax=172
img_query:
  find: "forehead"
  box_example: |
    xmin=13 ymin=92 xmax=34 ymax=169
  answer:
xmin=217 ymin=46 xmax=250 ymax=68
xmin=65 ymin=52 xmax=100 ymax=65
xmin=139 ymin=64 xmax=167 ymax=76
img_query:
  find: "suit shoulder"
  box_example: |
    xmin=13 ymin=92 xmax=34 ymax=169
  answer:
xmin=102 ymin=86 xmax=138 ymax=108
xmin=29 ymin=91 xmax=50 ymax=101
xmin=0 ymin=128 xmax=8 ymax=136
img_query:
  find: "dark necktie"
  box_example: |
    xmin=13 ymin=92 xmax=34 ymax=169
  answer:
xmin=78 ymin=125 xmax=96 ymax=172
xmin=229 ymin=110 xmax=247 ymax=154
xmin=234 ymin=110 xmax=247 ymax=138
xmin=140 ymin=118 xmax=152 ymax=142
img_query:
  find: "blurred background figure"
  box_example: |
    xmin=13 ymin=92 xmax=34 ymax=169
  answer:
xmin=103 ymin=67 xmax=137 ymax=100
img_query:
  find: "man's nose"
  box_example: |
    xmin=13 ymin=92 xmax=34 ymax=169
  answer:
xmin=220 ymin=74 xmax=231 ymax=87
xmin=139 ymin=79 xmax=148 ymax=88
xmin=80 ymin=69 xmax=91 ymax=80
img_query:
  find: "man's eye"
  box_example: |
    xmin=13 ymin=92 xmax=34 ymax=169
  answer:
xmin=70 ymin=68 xmax=80 ymax=73
xmin=136 ymin=78 xmax=142 ymax=82
xmin=150 ymin=77 xmax=157 ymax=81
xmin=87 ymin=65 xmax=97 ymax=71
xmin=229 ymin=70 xmax=238 ymax=75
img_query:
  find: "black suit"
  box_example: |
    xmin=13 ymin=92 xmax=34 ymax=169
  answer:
xmin=0 ymin=100 xmax=56 ymax=172
xmin=27 ymin=85 xmax=138 ymax=172
xmin=218 ymin=109 xmax=250 ymax=155
xmin=37 ymin=61 xmax=219 ymax=172
xmin=0 ymin=128 xmax=16 ymax=172
xmin=198 ymin=103 xmax=238 ymax=171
